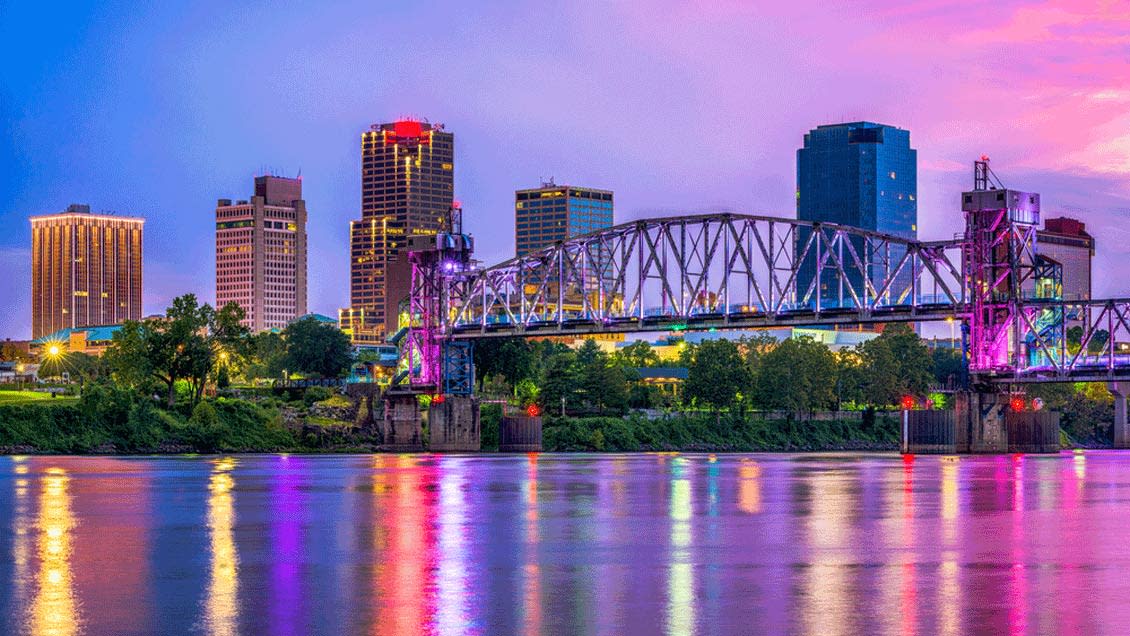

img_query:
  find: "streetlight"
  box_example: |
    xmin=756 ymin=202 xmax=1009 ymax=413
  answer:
xmin=41 ymin=342 xmax=64 ymax=385
xmin=946 ymin=317 xmax=955 ymax=345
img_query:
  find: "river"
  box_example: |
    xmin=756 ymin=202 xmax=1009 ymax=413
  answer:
xmin=1 ymin=452 xmax=1128 ymax=635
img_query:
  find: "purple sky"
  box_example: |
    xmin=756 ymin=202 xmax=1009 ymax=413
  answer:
xmin=3 ymin=1 xmax=1129 ymax=340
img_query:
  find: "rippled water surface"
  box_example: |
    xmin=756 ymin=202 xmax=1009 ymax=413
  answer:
xmin=2 ymin=452 xmax=1130 ymax=635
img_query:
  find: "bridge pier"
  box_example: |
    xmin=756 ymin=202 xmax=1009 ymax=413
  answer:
xmin=428 ymin=396 xmax=481 ymax=452
xmin=904 ymin=390 xmax=1059 ymax=454
xmin=1108 ymin=383 xmax=1130 ymax=448
xmin=954 ymin=391 xmax=1010 ymax=453
xmin=382 ymin=390 xmax=425 ymax=452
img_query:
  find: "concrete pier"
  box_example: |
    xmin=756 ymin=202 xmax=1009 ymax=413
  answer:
xmin=499 ymin=415 xmax=542 ymax=452
xmin=382 ymin=390 xmax=425 ymax=452
xmin=1108 ymin=382 xmax=1130 ymax=448
xmin=903 ymin=390 xmax=1059 ymax=454
xmin=428 ymin=396 xmax=481 ymax=452
xmin=954 ymin=390 xmax=1010 ymax=453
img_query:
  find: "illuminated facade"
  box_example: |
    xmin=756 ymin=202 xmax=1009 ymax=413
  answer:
xmin=1036 ymin=217 xmax=1093 ymax=301
xmin=215 ymin=176 xmax=308 ymax=332
xmin=30 ymin=204 xmax=144 ymax=339
xmin=342 ymin=120 xmax=454 ymax=344
xmin=796 ymin=122 xmax=917 ymax=307
xmin=515 ymin=181 xmax=613 ymax=257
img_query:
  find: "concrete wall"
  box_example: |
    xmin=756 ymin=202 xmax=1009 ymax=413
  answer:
xmin=429 ymin=396 xmax=481 ymax=452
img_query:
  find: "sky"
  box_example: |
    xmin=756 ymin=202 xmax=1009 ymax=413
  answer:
xmin=2 ymin=0 xmax=1129 ymax=340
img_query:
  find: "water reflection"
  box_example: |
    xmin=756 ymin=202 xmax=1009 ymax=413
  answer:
xmin=802 ymin=468 xmax=852 ymax=636
xmin=30 ymin=466 xmax=80 ymax=636
xmin=434 ymin=458 xmax=473 ymax=636
xmin=7 ymin=453 xmax=1130 ymax=635
xmin=521 ymin=453 xmax=541 ymax=636
xmin=204 ymin=457 xmax=238 ymax=636
xmin=938 ymin=459 xmax=961 ymax=636
xmin=738 ymin=459 xmax=762 ymax=514
xmin=666 ymin=457 xmax=694 ymax=636
xmin=271 ymin=455 xmax=304 ymax=636
xmin=11 ymin=459 xmax=32 ymax=628
xmin=372 ymin=455 xmax=436 ymax=635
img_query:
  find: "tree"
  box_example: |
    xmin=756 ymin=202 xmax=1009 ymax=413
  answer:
xmin=282 ymin=317 xmax=352 ymax=378
xmin=0 ymin=340 xmax=28 ymax=362
xmin=244 ymin=331 xmax=287 ymax=380
xmin=614 ymin=340 xmax=661 ymax=368
xmin=539 ymin=350 xmax=581 ymax=415
xmin=857 ymin=324 xmax=934 ymax=407
xmin=739 ymin=333 xmax=778 ymax=385
xmin=754 ymin=336 xmax=837 ymax=416
xmin=931 ymin=346 xmax=964 ymax=389
xmin=473 ymin=338 xmax=536 ymax=390
xmin=684 ymin=339 xmax=750 ymax=411
xmin=104 ymin=294 xmax=249 ymax=406
xmin=575 ymin=339 xmax=630 ymax=414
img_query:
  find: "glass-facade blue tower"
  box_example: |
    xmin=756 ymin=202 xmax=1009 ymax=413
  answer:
xmin=795 ymin=121 xmax=917 ymax=308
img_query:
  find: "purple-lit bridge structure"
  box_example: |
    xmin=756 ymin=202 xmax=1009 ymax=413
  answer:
xmin=401 ymin=170 xmax=1130 ymax=447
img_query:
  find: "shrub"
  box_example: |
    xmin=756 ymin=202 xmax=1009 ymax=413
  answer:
xmin=303 ymin=386 xmax=334 ymax=406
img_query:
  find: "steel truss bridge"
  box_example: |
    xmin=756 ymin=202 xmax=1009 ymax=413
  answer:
xmin=404 ymin=207 xmax=1130 ymax=391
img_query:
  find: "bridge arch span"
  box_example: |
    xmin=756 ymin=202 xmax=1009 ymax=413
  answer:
xmin=446 ymin=212 xmax=965 ymax=337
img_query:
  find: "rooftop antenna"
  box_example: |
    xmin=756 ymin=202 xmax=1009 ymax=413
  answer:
xmin=974 ymin=155 xmax=1005 ymax=191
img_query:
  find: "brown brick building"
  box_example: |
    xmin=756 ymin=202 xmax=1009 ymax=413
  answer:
xmin=215 ymin=176 xmax=308 ymax=332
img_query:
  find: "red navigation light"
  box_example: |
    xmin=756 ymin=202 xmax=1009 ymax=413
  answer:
xmin=432 ymin=394 xmax=445 ymax=405
xmin=526 ymin=404 xmax=541 ymax=417
xmin=1010 ymin=397 xmax=1026 ymax=413
xmin=901 ymin=395 xmax=916 ymax=410
xmin=393 ymin=120 xmax=423 ymax=139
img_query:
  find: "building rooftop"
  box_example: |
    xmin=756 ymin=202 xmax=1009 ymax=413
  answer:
xmin=635 ymin=367 xmax=689 ymax=381
xmin=1041 ymin=216 xmax=1092 ymax=239
xmin=292 ymin=313 xmax=339 ymax=326
xmin=30 ymin=204 xmax=144 ymax=223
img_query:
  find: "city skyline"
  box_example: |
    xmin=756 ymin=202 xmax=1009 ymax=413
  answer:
xmin=4 ymin=2 xmax=1130 ymax=340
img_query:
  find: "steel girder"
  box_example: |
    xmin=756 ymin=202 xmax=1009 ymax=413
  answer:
xmin=1002 ymin=298 xmax=1130 ymax=383
xmin=445 ymin=213 xmax=965 ymax=338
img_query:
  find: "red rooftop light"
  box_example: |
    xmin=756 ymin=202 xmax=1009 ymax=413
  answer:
xmin=393 ymin=120 xmax=424 ymax=139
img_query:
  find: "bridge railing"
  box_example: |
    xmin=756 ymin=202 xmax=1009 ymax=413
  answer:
xmin=445 ymin=213 xmax=965 ymax=335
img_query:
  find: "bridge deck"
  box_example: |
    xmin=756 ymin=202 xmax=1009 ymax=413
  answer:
xmin=449 ymin=305 xmax=961 ymax=339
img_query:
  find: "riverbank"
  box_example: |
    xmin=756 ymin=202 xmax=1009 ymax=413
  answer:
xmin=2 ymin=390 xmax=905 ymax=454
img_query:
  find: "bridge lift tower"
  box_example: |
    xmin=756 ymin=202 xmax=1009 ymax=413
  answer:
xmin=962 ymin=157 xmax=1042 ymax=375
xmin=402 ymin=203 xmax=476 ymax=394
xmin=381 ymin=203 xmax=479 ymax=452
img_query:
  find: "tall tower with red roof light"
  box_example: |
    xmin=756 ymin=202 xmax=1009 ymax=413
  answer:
xmin=340 ymin=120 xmax=455 ymax=345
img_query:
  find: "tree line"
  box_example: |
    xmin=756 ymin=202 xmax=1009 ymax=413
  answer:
xmin=89 ymin=294 xmax=352 ymax=406
xmin=474 ymin=324 xmax=964 ymax=416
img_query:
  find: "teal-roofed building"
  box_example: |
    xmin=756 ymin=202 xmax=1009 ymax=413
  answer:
xmin=31 ymin=324 xmax=123 ymax=356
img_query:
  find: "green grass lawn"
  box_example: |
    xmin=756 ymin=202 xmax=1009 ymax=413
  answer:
xmin=0 ymin=390 xmax=78 ymax=405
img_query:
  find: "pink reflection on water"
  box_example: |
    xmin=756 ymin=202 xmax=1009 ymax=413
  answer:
xmin=271 ymin=455 xmax=305 ymax=636
xmin=369 ymin=455 xmax=438 ymax=636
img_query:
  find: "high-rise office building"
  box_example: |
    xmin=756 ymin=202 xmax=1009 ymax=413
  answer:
xmin=796 ymin=121 xmax=917 ymax=308
xmin=30 ymin=204 xmax=144 ymax=339
xmin=515 ymin=181 xmax=613 ymax=257
xmin=215 ymin=176 xmax=308 ymax=332
xmin=341 ymin=120 xmax=454 ymax=344
xmin=1036 ymin=216 xmax=1093 ymax=301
